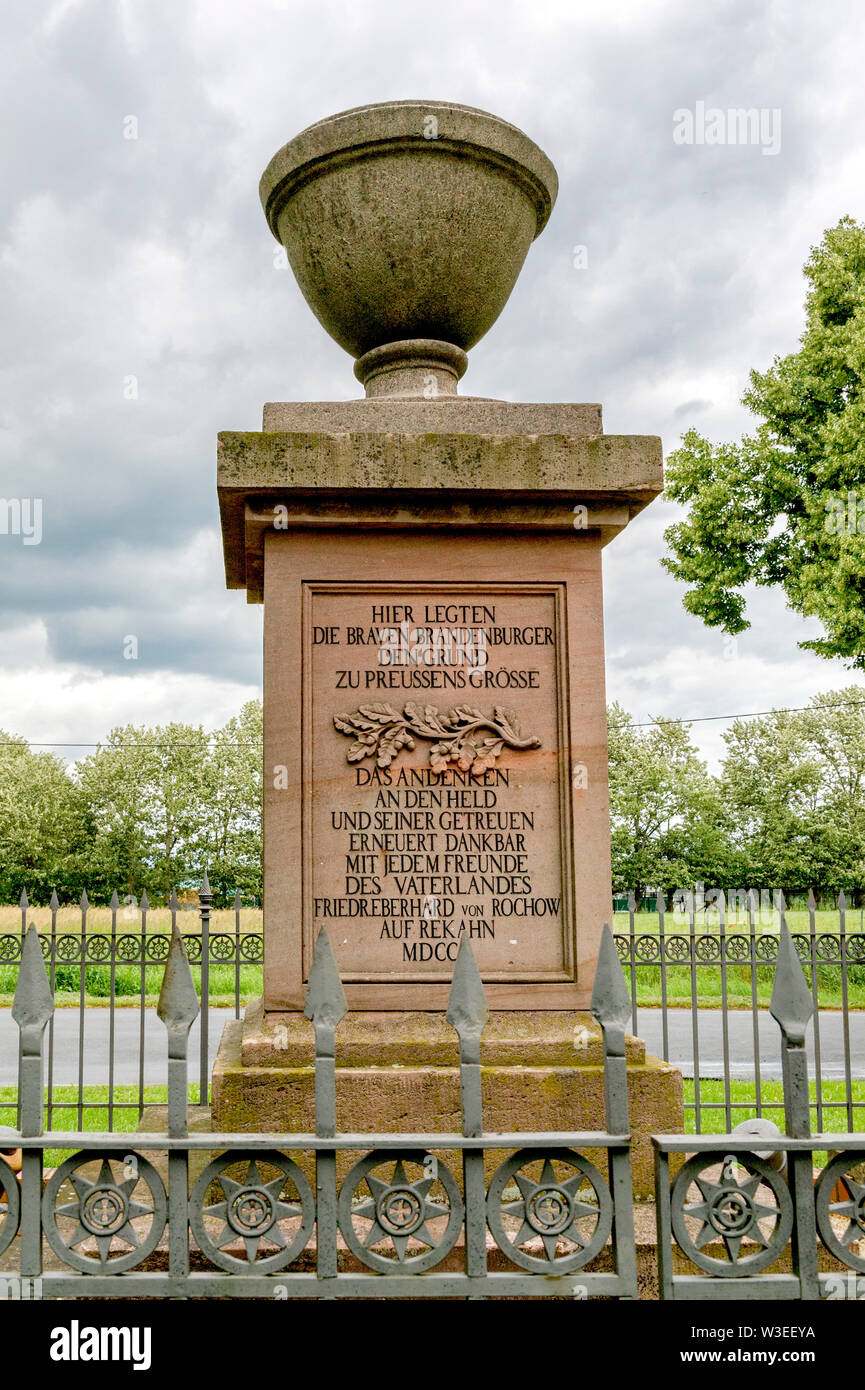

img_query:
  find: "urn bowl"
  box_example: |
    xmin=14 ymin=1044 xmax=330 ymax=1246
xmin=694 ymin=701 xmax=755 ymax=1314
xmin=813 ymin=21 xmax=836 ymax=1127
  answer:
xmin=260 ymin=101 xmax=558 ymax=391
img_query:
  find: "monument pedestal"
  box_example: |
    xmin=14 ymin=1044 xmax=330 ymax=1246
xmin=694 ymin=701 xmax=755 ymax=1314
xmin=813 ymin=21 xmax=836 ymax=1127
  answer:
xmin=218 ymin=401 xmax=663 ymax=1011
xmin=210 ymin=101 xmax=684 ymax=1190
xmin=214 ymin=403 xmax=683 ymax=1187
xmin=210 ymin=999 xmax=682 ymax=1198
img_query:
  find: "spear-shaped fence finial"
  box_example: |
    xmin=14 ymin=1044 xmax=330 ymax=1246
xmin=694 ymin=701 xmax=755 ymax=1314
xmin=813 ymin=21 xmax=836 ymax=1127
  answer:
xmin=12 ymin=925 xmax=54 ymax=1136
xmin=590 ymin=924 xmax=632 ymax=1135
xmin=770 ymin=915 xmax=819 ymax=1290
xmin=446 ymin=937 xmax=488 ymax=1055
xmin=304 ymin=928 xmax=348 ymax=1033
xmin=591 ymin=924 xmax=631 ymax=1037
xmin=157 ymin=927 xmax=200 ymax=1137
xmin=770 ymin=918 xmax=813 ymax=1048
xmin=770 ymin=917 xmax=813 ymax=1138
xmin=304 ymin=929 xmax=347 ymax=1138
xmin=446 ymin=938 xmax=488 ymax=1137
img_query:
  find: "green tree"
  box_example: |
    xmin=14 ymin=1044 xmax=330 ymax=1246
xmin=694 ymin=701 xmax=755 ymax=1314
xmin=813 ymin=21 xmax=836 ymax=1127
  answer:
xmin=607 ymin=704 xmax=728 ymax=896
xmin=75 ymin=723 xmax=211 ymax=900
xmin=201 ymin=700 xmax=262 ymax=904
xmin=0 ymin=731 xmax=89 ymax=902
xmin=663 ymin=216 xmax=865 ymax=667
xmin=718 ymin=710 xmax=824 ymax=891
xmin=798 ymin=688 xmax=865 ymax=896
xmin=74 ymin=729 xmax=154 ymax=896
xmin=718 ymin=688 xmax=865 ymax=897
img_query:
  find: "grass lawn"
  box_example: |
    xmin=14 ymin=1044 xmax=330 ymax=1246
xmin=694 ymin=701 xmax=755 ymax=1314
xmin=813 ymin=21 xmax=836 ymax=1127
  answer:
xmin=0 ymin=905 xmax=264 ymax=1007
xmin=0 ymin=1083 xmax=176 ymax=1131
xmin=613 ymin=905 xmax=865 ymax=934
xmin=627 ymin=962 xmax=865 ymax=1009
xmin=0 ymin=1084 xmax=183 ymax=1165
xmin=685 ymin=1077 xmax=865 ymax=1131
xmin=683 ymin=1078 xmax=865 ymax=1165
xmin=0 ymin=905 xmax=263 ymax=933
xmin=2 ymin=960 xmax=864 ymax=1009
xmin=0 ymin=962 xmax=262 ymax=1009
xmin=615 ymin=908 xmax=865 ymax=1008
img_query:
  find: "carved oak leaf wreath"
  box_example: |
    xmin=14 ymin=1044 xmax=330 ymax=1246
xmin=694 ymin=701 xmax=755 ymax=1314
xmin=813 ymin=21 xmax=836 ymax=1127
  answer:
xmin=333 ymin=702 xmax=541 ymax=775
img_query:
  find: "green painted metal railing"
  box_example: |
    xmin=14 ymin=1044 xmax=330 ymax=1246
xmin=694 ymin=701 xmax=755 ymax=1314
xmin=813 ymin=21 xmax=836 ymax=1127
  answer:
xmin=1 ymin=919 xmax=863 ymax=1298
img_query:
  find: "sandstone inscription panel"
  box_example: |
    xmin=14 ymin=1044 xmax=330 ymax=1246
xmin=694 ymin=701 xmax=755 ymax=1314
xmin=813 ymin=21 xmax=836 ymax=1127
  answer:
xmin=303 ymin=583 xmax=573 ymax=982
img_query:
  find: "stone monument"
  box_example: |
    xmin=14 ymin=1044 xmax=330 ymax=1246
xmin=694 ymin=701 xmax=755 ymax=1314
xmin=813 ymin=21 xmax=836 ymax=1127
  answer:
xmin=211 ymin=101 xmax=682 ymax=1193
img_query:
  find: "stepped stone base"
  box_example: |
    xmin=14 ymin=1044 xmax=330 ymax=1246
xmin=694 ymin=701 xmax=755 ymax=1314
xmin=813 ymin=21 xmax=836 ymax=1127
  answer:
xmin=209 ymin=1001 xmax=683 ymax=1198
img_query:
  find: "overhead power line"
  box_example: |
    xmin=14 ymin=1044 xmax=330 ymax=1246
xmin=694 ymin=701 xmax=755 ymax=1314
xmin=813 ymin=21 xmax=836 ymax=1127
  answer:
xmin=2 ymin=694 xmax=865 ymax=747
xmin=0 ymin=740 xmax=260 ymax=747
xmin=621 ymin=695 xmax=865 ymax=729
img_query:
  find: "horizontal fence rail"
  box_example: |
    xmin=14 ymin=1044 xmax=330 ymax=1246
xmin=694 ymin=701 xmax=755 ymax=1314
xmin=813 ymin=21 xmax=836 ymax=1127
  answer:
xmin=0 ymin=932 xmax=264 ymax=965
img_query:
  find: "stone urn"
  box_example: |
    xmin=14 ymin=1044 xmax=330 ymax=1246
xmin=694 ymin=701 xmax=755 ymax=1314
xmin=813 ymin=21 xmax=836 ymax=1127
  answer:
xmin=259 ymin=100 xmax=558 ymax=396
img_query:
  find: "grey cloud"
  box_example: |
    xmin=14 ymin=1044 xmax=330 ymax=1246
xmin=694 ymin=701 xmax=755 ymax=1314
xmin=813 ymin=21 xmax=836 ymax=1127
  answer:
xmin=1 ymin=0 xmax=864 ymax=747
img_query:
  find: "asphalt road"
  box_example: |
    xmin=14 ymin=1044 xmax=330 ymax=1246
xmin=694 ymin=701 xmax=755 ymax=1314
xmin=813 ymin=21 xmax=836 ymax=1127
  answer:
xmin=0 ymin=1007 xmax=236 ymax=1088
xmin=0 ymin=1006 xmax=863 ymax=1086
xmin=636 ymin=1006 xmax=865 ymax=1079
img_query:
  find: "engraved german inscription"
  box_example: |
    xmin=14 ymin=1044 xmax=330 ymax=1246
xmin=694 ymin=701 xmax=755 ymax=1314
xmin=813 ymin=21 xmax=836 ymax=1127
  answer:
xmin=304 ymin=584 xmax=570 ymax=980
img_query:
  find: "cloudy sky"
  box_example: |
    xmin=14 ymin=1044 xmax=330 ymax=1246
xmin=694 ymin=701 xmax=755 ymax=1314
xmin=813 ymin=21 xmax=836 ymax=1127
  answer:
xmin=2 ymin=0 xmax=864 ymax=767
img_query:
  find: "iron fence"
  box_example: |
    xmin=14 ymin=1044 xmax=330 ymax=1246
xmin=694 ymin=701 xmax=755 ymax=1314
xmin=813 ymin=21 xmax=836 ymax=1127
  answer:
xmin=1 ymin=918 xmax=863 ymax=1298
xmin=615 ymin=889 xmax=865 ymax=1133
xmin=1 ymin=923 xmax=638 ymax=1298
xmin=2 ymin=881 xmax=864 ymax=1138
xmin=1 ymin=878 xmax=262 ymax=1129
xmin=653 ymin=924 xmax=865 ymax=1300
